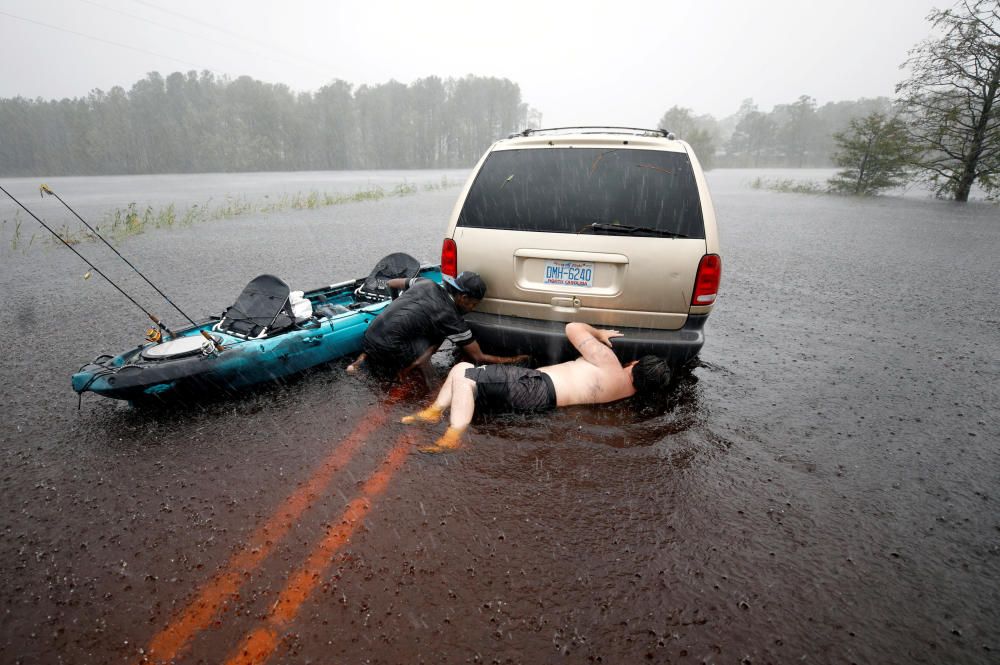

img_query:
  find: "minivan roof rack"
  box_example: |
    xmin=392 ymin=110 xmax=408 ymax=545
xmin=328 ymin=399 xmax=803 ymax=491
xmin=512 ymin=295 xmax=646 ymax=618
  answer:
xmin=508 ymin=126 xmax=675 ymax=139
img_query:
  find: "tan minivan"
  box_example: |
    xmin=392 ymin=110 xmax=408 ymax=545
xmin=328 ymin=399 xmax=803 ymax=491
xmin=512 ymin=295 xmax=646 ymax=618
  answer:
xmin=441 ymin=127 xmax=721 ymax=367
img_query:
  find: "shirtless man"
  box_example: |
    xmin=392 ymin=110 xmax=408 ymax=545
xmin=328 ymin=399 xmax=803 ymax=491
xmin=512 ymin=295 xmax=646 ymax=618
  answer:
xmin=401 ymin=322 xmax=673 ymax=452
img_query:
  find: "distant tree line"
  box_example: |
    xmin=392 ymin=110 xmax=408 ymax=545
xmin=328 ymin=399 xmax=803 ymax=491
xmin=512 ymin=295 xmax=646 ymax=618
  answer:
xmin=657 ymin=96 xmax=896 ymax=170
xmin=4 ymin=1 xmax=994 ymax=202
xmin=660 ymin=1 xmax=998 ymax=201
xmin=0 ymin=72 xmax=531 ymax=176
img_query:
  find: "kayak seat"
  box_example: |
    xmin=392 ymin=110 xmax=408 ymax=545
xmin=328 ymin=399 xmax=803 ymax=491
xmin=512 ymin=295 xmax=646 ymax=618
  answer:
xmin=354 ymin=252 xmax=421 ymax=304
xmin=216 ymin=274 xmax=295 ymax=338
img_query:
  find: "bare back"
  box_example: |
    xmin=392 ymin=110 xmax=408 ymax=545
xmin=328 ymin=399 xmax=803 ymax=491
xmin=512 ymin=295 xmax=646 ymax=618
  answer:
xmin=538 ymin=323 xmax=636 ymax=407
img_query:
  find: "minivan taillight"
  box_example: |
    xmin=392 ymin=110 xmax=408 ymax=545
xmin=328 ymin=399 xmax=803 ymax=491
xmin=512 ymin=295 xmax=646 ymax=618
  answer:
xmin=441 ymin=238 xmax=457 ymax=277
xmin=692 ymin=254 xmax=721 ymax=305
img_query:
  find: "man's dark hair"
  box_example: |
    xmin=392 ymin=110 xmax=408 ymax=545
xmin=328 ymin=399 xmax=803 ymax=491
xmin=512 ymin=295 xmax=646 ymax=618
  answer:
xmin=631 ymin=355 xmax=672 ymax=394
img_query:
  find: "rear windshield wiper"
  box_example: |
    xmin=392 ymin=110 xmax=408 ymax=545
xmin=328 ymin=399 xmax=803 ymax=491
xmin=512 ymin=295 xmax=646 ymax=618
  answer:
xmin=576 ymin=222 xmax=691 ymax=239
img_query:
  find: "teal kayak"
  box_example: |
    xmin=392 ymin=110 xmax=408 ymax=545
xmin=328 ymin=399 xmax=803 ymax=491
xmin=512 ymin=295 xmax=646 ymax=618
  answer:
xmin=72 ymin=255 xmax=439 ymax=401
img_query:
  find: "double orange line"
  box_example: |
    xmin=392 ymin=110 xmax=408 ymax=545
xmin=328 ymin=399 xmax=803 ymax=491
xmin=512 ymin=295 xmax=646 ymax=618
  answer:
xmin=141 ymin=388 xmax=417 ymax=665
xmin=224 ymin=432 xmax=413 ymax=665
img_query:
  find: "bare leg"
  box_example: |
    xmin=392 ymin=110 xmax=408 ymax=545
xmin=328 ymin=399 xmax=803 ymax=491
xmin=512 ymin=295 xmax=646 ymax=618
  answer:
xmin=398 ymin=344 xmax=440 ymax=385
xmin=418 ymin=365 xmax=477 ymax=453
xmin=436 ymin=362 xmax=472 ymax=411
xmin=402 ymin=362 xmax=471 ymax=425
xmin=446 ymin=366 xmax=477 ymax=430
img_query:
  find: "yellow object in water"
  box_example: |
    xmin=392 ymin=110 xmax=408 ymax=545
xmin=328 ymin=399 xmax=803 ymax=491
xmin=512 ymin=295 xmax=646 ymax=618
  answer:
xmin=401 ymin=405 xmax=443 ymax=425
xmin=418 ymin=426 xmax=465 ymax=453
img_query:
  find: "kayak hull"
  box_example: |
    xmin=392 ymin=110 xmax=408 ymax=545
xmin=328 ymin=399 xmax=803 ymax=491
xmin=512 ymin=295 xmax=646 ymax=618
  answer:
xmin=72 ymin=267 xmax=440 ymax=401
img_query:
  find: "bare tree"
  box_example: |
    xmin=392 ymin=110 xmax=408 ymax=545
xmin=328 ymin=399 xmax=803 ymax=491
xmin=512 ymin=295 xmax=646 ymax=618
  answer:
xmin=896 ymin=0 xmax=1000 ymax=201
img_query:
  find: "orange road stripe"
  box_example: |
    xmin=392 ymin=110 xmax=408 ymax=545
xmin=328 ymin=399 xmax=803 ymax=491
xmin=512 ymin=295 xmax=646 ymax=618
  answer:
xmin=142 ymin=387 xmax=410 ymax=665
xmin=224 ymin=433 xmax=414 ymax=665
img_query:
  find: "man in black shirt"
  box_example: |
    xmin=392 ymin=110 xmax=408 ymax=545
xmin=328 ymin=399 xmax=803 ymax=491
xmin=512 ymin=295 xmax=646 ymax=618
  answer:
xmin=347 ymin=271 xmax=528 ymax=380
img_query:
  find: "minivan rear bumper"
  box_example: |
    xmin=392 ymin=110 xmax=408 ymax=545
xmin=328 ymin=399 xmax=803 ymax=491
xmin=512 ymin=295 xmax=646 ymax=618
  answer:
xmin=464 ymin=312 xmax=709 ymax=367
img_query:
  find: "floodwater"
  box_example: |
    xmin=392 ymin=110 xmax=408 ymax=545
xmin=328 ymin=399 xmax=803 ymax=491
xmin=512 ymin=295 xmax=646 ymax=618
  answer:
xmin=0 ymin=169 xmax=997 ymax=664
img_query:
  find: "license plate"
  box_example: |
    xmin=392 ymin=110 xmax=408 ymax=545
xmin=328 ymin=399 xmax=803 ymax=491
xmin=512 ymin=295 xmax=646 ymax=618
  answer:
xmin=543 ymin=260 xmax=595 ymax=287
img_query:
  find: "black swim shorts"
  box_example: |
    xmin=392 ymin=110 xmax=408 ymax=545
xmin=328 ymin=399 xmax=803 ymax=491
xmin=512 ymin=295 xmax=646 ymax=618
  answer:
xmin=464 ymin=365 xmax=557 ymax=413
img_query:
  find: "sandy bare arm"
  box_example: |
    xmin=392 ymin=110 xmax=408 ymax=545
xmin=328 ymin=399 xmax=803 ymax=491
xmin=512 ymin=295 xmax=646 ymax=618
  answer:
xmin=565 ymin=322 xmax=623 ymax=368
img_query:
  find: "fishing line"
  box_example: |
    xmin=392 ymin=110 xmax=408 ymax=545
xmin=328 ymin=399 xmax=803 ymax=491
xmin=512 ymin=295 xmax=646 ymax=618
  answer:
xmin=0 ymin=184 xmax=176 ymax=337
xmin=40 ymin=184 xmax=197 ymax=327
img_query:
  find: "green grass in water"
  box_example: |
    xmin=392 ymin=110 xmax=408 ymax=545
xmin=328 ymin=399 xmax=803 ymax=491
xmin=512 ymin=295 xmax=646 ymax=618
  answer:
xmin=749 ymin=176 xmax=827 ymax=195
xmin=20 ymin=178 xmax=456 ymax=248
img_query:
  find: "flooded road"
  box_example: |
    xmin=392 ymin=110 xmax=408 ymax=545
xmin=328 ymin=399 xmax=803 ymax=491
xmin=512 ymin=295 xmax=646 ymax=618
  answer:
xmin=1 ymin=169 xmax=997 ymax=664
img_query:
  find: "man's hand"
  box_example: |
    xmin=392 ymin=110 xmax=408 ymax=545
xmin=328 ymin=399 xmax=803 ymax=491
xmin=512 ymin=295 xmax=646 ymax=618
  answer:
xmin=461 ymin=341 xmax=531 ymax=366
xmin=596 ymin=329 xmax=623 ymax=348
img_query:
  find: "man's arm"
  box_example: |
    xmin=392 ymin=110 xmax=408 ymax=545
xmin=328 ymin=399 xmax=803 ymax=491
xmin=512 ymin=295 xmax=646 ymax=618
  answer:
xmin=385 ymin=277 xmax=416 ymax=299
xmin=385 ymin=277 xmax=411 ymax=291
xmin=459 ymin=340 xmax=530 ymax=366
xmin=564 ymin=322 xmax=622 ymax=367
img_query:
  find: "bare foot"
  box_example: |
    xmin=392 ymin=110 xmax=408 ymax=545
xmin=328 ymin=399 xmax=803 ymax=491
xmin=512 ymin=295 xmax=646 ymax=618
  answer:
xmin=346 ymin=353 xmax=366 ymax=374
xmin=418 ymin=427 xmax=464 ymax=453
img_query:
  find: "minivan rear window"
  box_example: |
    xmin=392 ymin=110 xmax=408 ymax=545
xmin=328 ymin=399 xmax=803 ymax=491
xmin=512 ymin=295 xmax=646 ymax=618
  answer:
xmin=457 ymin=147 xmax=705 ymax=237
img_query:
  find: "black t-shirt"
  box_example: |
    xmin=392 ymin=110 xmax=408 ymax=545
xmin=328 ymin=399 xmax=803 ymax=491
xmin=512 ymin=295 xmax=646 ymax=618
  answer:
xmin=361 ymin=278 xmax=474 ymax=369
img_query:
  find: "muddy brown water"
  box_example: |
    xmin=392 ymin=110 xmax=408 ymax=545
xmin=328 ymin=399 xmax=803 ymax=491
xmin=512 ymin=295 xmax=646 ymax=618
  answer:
xmin=1 ymin=170 xmax=997 ymax=664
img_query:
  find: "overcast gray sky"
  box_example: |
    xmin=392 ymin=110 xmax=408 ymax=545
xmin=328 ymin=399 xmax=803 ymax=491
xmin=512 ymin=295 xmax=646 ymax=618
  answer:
xmin=1 ymin=0 xmax=943 ymax=125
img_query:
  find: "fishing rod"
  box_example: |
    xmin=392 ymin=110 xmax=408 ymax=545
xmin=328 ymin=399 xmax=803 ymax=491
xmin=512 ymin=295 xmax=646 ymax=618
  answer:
xmin=0 ymin=183 xmax=177 ymax=339
xmin=39 ymin=184 xmax=197 ymax=327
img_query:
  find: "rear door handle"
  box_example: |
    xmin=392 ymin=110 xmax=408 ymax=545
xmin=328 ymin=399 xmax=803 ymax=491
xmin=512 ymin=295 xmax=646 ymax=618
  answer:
xmin=551 ymin=297 xmax=581 ymax=308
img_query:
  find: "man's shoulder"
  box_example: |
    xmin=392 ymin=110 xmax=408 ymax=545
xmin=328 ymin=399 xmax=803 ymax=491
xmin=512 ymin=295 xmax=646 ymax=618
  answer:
xmin=417 ymin=280 xmax=461 ymax=312
xmin=407 ymin=277 xmax=445 ymax=296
